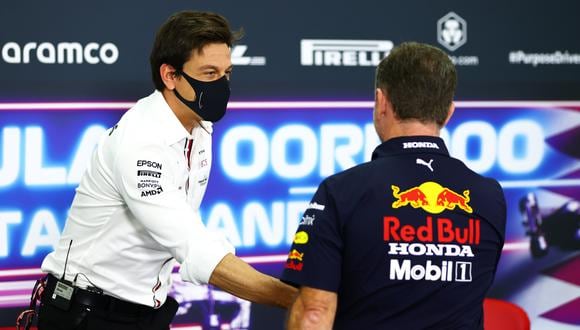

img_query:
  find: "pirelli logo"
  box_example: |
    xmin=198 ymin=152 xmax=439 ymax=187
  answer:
xmin=137 ymin=170 xmax=161 ymax=178
xmin=300 ymin=39 xmax=393 ymax=66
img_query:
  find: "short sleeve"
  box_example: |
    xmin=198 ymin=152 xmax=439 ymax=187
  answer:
xmin=281 ymin=180 xmax=343 ymax=292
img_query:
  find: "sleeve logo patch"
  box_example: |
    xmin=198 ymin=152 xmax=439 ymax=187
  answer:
xmin=299 ymin=214 xmax=315 ymax=226
xmin=293 ymin=231 xmax=309 ymax=244
xmin=306 ymin=202 xmax=325 ymax=211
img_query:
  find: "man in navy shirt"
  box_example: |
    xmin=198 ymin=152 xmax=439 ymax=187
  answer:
xmin=282 ymin=42 xmax=506 ymax=329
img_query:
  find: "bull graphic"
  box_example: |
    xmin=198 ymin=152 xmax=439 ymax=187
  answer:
xmin=436 ymin=188 xmax=472 ymax=213
xmin=391 ymin=185 xmax=429 ymax=208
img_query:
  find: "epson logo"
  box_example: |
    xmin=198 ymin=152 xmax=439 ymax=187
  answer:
xmin=1 ymin=41 xmax=119 ymax=64
xmin=301 ymin=39 xmax=393 ymax=66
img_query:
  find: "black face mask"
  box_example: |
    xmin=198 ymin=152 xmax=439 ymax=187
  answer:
xmin=173 ymin=71 xmax=230 ymax=123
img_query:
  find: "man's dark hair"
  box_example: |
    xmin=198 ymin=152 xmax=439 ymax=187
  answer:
xmin=375 ymin=42 xmax=457 ymax=127
xmin=150 ymin=11 xmax=242 ymax=91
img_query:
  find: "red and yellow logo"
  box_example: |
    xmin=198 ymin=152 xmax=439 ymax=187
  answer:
xmin=391 ymin=182 xmax=472 ymax=214
xmin=293 ymin=231 xmax=309 ymax=244
xmin=287 ymin=249 xmax=304 ymax=262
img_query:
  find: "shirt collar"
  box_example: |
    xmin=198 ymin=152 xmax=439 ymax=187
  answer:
xmin=148 ymin=90 xmax=213 ymax=145
xmin=371 ymin=136 xmax=449 ymax=160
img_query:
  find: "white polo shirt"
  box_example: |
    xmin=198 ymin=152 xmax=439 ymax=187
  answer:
xmin=41 ymin=90 xmax=234 ymax=308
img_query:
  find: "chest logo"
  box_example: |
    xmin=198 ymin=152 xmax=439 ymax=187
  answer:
xmin=391 ymin=182 xmax=472 ymax=214
xmin=416 ymin=158 xmax=434 ymax=172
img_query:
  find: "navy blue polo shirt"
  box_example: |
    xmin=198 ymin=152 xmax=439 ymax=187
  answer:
xmin=281 ymin=136 xmax=506 ymax=329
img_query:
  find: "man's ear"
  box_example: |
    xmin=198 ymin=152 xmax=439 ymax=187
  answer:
xmin=160 ymin=64 xmax=178 ymax=90
xmin=375 ymin=88 xmax=388 ymax=117
xmin=443 ymin=102 xmax=455 ymax=126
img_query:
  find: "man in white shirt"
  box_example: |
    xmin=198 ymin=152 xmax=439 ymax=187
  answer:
xmin=34 ymin=11 xmax=296 ymax=330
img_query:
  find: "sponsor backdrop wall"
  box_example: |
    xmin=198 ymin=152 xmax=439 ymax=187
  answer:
xmin=1 ymin=1 xmax=579 ymax=329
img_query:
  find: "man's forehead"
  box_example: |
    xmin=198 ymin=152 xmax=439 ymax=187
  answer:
xmin=188 ymin=43 xmax=231 ymax=67
xmin=192 ymin=43 xmax=230 ymax=57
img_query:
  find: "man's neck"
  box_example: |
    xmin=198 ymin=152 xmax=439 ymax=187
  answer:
xmin=161 ymin=89 xmax=200 ymax=133
xmin=384 ymin=120 xmax=441 ymax=141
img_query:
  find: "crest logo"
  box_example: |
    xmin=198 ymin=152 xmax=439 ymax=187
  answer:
xmin=437 ymin=12 xmax=467 ymax=51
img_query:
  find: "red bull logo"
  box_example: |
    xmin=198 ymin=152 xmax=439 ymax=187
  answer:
xmin=391 ymin=186 xmax=429 ymax=208
xmin=436 ymin=188 xmax=472 ymax=213
xmin=285 ymin=261 xmax=303 ymax=271
xmin=391 ymin=182 xmax=472 ymax=214
xmin=287 ymin=249 xmax=304 ymax=262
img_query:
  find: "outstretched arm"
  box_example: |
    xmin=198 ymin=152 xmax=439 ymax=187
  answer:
xmin=287 ymin=286 xmax=337 ymax=330
xmin=209 ymin=253 xmax=298 ymax=309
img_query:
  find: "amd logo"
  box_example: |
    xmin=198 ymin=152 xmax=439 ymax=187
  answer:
xmin=301 ymin=39 xmax=393 ymax=66
xmin=1 ymin=41 xmax=119 ymax=64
